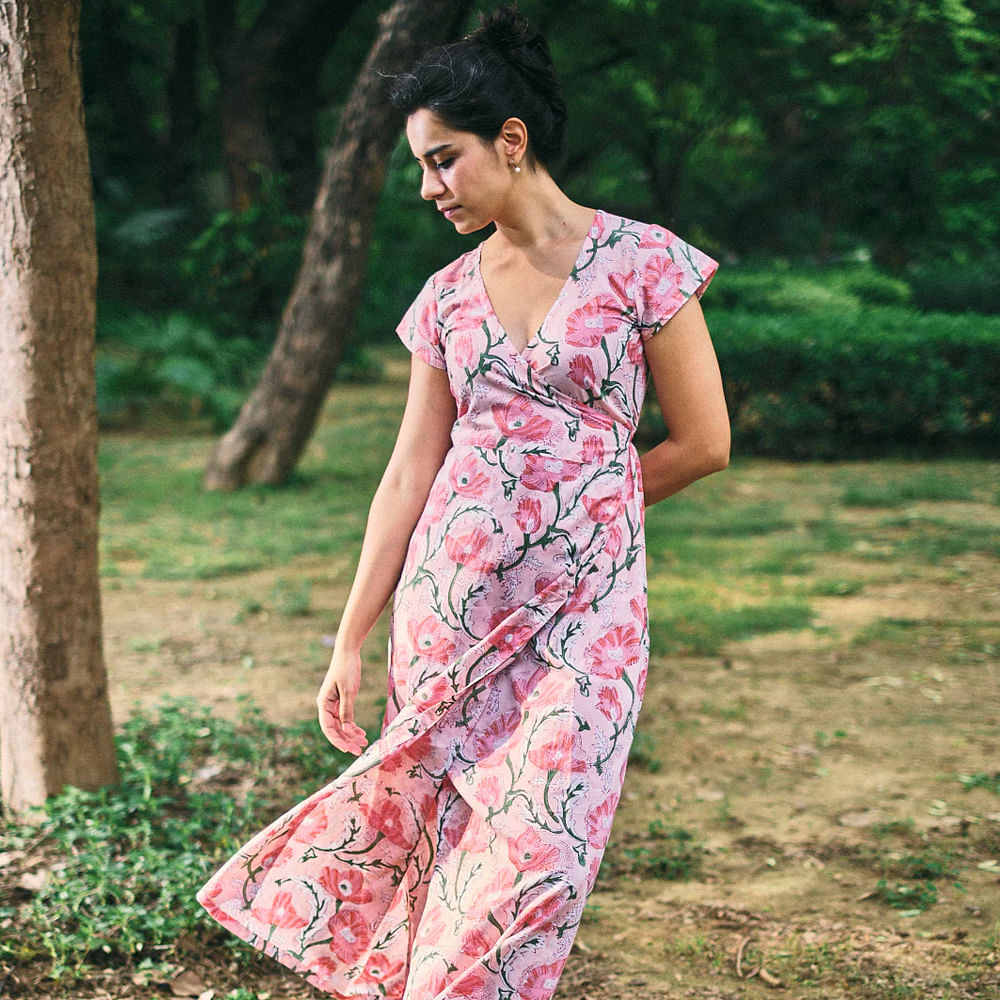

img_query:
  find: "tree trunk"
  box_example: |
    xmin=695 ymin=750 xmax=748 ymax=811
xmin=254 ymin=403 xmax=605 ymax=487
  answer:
xmin=204 ymin=0 xmax=473 ymax=490
xmin=204 ymin=0 xmax=364 ymax=212
xmin=0 ymin=0 xmax=119 ymax=814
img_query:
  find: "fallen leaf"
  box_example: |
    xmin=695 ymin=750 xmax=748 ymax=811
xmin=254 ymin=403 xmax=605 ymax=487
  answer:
xmin=170 ymin=969 xmax=209 ymax=997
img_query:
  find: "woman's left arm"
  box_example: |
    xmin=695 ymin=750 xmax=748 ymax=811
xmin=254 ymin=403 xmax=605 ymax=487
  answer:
xmin=640 ymin=295 xmax=730 ymax=507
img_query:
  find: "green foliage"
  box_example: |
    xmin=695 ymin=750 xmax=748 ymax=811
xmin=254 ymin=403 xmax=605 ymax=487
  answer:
xmin=700 ymin=307 xmax=1000 ymax=459
xmin=957 ymin=772 xmax=1000 ymax=795
xmin=96 ymin=312 xmax=263 ymax=431
xmin=622 ymin=821 xmax=703 ymax=880
xmin=179 ymin=169 xmax=308 ymax=345
xmin=873 ymin=879 xmax=938 ymax=913
xmin=908 ymin=255 xmax=1000 ymax=315
xmin=0 ymin=698 xmax=354 ymax=979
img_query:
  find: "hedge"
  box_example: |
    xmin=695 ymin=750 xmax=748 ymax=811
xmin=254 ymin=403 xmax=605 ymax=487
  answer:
xmin=640 ymin=307 xmax=1000 ymax=459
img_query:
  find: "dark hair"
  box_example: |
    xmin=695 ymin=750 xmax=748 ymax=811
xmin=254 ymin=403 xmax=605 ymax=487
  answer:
xmin=388 ymin=6 xmax=567 ymax=169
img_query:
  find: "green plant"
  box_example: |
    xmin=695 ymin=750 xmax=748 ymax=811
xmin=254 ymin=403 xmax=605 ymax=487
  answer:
xmin=270 ymin=576 xmax=312 ymax=616
xmin=873 ymin=879 xmax=938 ymax=912
xmin=623 ymin=823 xmax=702 ymax=880
xmin=957 ymin=772 xmax=1000 ymax=795
xmin=0 ymin=697 xmax=355 ymax=980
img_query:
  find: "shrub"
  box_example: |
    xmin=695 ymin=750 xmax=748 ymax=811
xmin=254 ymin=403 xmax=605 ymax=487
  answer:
xmin=642 ymin=306 xmax=1000 ymax=458
xmin=908 ymin=256 xmax=1000 ymax=315
xmin=96 ymin=312 xmax=263 ymax=431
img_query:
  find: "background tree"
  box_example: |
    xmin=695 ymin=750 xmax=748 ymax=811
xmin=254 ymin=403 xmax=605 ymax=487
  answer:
xmin=0 ymin=0 xmax=118 ymax=813
xmin=203 ymin=0 xmax=474 ymax=489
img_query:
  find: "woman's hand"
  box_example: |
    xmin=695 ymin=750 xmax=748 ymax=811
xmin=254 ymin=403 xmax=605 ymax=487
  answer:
xmin=316 ymin=647 xmax=369 ymax=755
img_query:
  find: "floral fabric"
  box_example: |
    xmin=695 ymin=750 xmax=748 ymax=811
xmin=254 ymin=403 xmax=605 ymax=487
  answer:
xmin=197 ymin=209 xmax=717 ymax=1000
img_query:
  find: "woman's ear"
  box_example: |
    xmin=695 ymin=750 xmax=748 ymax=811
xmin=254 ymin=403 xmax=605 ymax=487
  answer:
xmin=497 ymin=117 xmax=529 ymax=165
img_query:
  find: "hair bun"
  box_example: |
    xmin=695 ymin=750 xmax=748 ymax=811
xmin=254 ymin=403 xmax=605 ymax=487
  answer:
xmin=470 ymin=6 xmax=560 ymax=101
xmin=474 ymin=6 xmax=536 ymax=59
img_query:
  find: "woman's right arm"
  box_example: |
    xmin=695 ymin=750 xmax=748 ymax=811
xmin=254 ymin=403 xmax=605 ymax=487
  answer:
xmin=317 ymin=356 xmax=456 ymax=753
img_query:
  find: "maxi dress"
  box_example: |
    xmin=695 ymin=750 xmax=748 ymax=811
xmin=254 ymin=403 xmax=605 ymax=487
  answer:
xmin=196 ymin=209 xmax=718 ymax=1000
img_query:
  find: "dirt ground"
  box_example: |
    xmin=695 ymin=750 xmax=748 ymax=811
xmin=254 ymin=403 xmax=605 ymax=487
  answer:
xmin=89 ymin=454 xmax=1000 ymax=1000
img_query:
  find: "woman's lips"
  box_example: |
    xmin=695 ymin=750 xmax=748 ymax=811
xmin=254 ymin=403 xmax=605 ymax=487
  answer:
xmin=441 ymin=206 xmax=461 ymax=219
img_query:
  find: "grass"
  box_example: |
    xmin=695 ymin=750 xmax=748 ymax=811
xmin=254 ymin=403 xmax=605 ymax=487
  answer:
xmin=3 ymin=362 xmax=999 ymax=998
xmin=839 ymin=470 xmax=977 ymax=507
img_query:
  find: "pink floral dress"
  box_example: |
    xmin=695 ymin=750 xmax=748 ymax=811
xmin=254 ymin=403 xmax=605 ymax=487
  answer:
xmin=197 ymin=209 xmax=717 ymax=1000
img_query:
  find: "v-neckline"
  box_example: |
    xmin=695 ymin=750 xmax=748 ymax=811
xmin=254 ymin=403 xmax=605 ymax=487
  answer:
xmin=475 ymin=209 xmax=601 ymax=360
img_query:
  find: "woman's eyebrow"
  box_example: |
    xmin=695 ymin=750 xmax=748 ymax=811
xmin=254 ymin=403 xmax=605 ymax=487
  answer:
xmin=422 ymin=143 xmax=454 ymax=160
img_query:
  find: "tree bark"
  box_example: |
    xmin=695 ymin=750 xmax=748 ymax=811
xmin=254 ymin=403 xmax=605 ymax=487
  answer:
xmin=204 ymin=0 xmax=473 ymax=490
xmin=0 ymin=0 xmax=119 ymax=813
xmin=204 ymin=0 xmax=364 ymax=212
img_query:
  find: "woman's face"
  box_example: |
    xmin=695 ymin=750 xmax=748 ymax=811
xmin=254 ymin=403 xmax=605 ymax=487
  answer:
xmin=405 ymin=108 xmax=513 ymax=235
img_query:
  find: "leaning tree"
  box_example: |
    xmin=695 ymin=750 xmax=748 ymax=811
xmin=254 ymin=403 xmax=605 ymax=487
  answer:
xmin=0 ymin=0 xmax=119 ymax=814
xmin=204 ymin=0 xmax=474 ymax=491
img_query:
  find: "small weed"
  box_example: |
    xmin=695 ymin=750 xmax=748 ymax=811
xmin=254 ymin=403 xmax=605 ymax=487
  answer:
xmin=957 ymin=771 xmax=1000 ymax=795
xmin=270 ymin=576 xmax=312 ymax=616
xmin=623 ymin=824 xmax=702 ymax=880
xmin=628 ymin=730 xmax=662 ymax=773
xmin=873 ymin=879 xmax=938 ymax=912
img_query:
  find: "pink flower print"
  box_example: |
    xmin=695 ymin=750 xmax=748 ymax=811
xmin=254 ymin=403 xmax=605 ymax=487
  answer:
xmin=257 ymin=845 xmax=282 ymax=873
xmin=564 ymin=573 xmax=597 ymax=614
xmin=511 ymin=662 xmax=548 ymax=701
xmin=526 ymin=727 xmax=574 ymax=772
xmin=521 ymin=454 xmax=579 ymax=491
xmin=475 ymin=774 xmax=506 ymax=809
xmin=292 ymin=807 xmax=329 ymax=841
xmin=451 ymin=970 xmax=491 ymax=1000
xmin=492 ymin=396 xmax=553 ymax=440
xmin=568 ymin=354 xmax=597 ymax=392
xmin=256 ymin=889 xmax=309 ymax=931
xmin=413 ymin=675 xmax=452 ymax=713
xmin=565 ymin=294 xmax=622 ymax=347
xmin=473 ymin=709 xmax=520 ymax=760
xmin=585 ymin=624 xmax=642 ymax=679
xmin=637 ymin=662 xmax=648 ymax=700
xmin=596 ymin=685 xmax=623 ymax=722
xmin=627 ymin=332 xmax=645 ymax=364
xmin=358 ymin=797 xmax=411 ymax=848
xmin=604 ymin=523 xmax=624 ymax=560
xmin=359 ymin=954 xmax=406 ymax=985
xmin=638 ymin=225 xmax=671 ymax=248
xmin=581 ymin=435 xmax=605 ymax=464
xmin=585 ymin=796 xmax=617 ymax=848
xmin=643 ymin=254 xmax=686 ymax=320
xmin=407 ymin=615 xmax=456 ymax=664
xmin=326 ymin=908 xmax=371 ymax=963
xmin=607 ymin=269 xmax=637 ymax=307
xmin=514 ymin=496 xmax=543 ymax=534
xmin=582 ymin=493 xmax=624 ymax=524
xmin=460 ymin=921 xmax=498 ymax=957
xmin=453 ymin=332 xmax=475 ymax=368
xmin=508 ymin=828 xmax=560 ymax=872
xmin=317 ymin=866 xmax=374 ymax=905
xmin=521 ymin=960 xmax=568 ymax=1000
xmin=630 ymin=595 xmax=647 ymax=627
xmin=424 ymin=481 xmax=449 ymax=523
xmin=444 ymin=527 xmax=497 ymax=573
xmin=493 ymin=621 xmax=538 ymax=658
xmin=449 ymin=453 xmax=490 ymax=498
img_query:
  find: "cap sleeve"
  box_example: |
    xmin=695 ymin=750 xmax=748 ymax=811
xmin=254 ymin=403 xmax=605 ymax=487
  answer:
xmin=635 ymin=225 xmax=719 ymax=340
xmin=395 ymin=275 xmax=447 ymax=370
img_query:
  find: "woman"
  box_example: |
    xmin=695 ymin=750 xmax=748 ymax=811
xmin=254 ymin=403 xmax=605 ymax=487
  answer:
xmin=197 ymin=8 xmax=730 ymax=999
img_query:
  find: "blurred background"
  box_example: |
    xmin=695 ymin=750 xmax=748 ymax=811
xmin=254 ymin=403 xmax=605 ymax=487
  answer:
xmin=88 ymin=0 xmax=999 ymax=457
